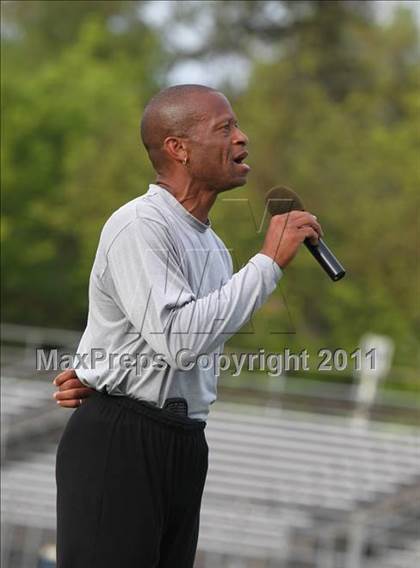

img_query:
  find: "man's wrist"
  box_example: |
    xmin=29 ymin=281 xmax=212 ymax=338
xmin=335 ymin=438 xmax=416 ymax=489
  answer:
xmin=253 ymin=252 xmax=283 ymax=281
xmin=258 ymin=250 xmax=283 ymax=270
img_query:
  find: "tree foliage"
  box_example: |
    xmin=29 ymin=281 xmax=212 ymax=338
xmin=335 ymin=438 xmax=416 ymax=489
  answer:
xmin=214 ymin=5 xmax=420 ymax=372
xmin=2 ymin=1 xmax=419 ymax=380
xmin=2 ymin=5 xmax=162 ymax=326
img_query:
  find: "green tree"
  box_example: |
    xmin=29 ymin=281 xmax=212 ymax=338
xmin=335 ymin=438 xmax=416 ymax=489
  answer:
xmin=212 ymin=7 xmax=420 ymax=377
xmin=2 ymin=14 xmax=163 ymax=327
xmin=2 ymin=1 xmax=419 ymax=385
xmin=159 ymin=0 xmax=375 ymax=98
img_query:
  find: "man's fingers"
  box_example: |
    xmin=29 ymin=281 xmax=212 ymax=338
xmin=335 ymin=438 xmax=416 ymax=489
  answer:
xmin=53 ymin=369 xmax=77 ymax=386
xmin=52 ymin=371 xmax=94 ymax=408
xmin=289 ymin=211 xmax=323 ymax=237
xmin=54 ymin=388 xmax=92 ymax=401
xmin=56 ymin=399 xmax=82 ymax=408
xmin=299 ymin=227 xmax=319 ymax=245
xmin=58 ymin=378 xmax=86 ymax=391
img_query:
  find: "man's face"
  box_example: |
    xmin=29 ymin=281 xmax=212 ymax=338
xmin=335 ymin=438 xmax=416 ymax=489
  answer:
xmin=186 ymin=92 xmax=250 ymax=192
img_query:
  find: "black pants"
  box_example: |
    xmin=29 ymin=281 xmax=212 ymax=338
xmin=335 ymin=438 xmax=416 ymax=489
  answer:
xmin=56 ymin=391 xmax=208 ymax=567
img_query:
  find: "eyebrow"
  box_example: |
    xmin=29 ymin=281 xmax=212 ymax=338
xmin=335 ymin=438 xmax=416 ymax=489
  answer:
xmin=214 ymin=116 xmax=238 ymax=128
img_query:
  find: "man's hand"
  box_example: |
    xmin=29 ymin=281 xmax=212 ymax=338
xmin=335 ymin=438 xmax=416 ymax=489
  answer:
xmin=53 ymin=369 xmax=94 ymax=408
xmin=260 ymin=211 xmax=323 ymax=269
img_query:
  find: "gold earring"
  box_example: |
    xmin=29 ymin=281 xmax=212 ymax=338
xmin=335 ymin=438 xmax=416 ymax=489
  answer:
xmin=183 ymin=157 xmax=188 ymax=166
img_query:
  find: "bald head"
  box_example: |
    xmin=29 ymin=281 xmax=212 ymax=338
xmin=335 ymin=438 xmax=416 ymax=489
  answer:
xmin=140 ymin=84 xmax=219 ymax=171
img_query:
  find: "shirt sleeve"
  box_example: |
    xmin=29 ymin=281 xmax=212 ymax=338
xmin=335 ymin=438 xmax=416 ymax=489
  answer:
xmin=105 ymin=217 xmax=282 ymax=369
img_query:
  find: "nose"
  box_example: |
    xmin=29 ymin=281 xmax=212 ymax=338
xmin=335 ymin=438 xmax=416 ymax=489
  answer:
xmin=233 ymin=126 xmax=249 ymax=146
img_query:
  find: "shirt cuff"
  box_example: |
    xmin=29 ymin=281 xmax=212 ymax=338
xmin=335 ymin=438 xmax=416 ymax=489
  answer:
xmin=73 ymin=366 xmax=92 ymax=388
xmin=249 ymin=253 xmax=283 ymax=284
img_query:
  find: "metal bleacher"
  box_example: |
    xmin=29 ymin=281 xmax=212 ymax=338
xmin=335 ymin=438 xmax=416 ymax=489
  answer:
xmin=1 ymin=377 xmax=60 ymax=568
xmin=200 ymin=404 xmax=420 ymax=566
xmin=1 ymin=376 xmax=420 ymax=568
xmin=1 ymin=377 xmax=63 ymax=458
xmin=1 ymin=324 xmax=419 ymax=567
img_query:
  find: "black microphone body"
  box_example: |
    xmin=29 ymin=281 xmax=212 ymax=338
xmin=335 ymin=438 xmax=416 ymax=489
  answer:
xmin=265 ymin=186 xmax=346 ymax=282
xmin=304 ymin=238 xmax=346 ymax=282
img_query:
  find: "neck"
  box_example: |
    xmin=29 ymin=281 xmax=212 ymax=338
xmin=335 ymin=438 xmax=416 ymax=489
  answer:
xmin=155 ymin=175 xmax=217 ymax=224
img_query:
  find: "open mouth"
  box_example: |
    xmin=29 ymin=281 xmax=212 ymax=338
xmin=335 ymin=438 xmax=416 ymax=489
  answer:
xmin=233 ymin=151 xmax=248 ymax=164
xmin=232 ymin=152 xmax=250 ymax=171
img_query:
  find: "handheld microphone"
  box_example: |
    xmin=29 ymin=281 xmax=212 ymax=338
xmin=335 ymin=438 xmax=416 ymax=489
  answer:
xmin=265 ymin=186 xmax=346 ymax=282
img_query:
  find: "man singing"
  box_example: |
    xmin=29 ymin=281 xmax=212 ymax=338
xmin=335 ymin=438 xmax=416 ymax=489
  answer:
xmin=53 ymin=84 xmax=321 ymax=567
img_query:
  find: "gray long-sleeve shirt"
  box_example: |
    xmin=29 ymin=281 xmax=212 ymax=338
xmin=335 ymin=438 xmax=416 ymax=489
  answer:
xmin=74 ymin=183 xmax=282 ymax=420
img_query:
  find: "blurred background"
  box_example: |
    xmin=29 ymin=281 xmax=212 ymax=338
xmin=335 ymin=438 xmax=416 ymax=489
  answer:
xmin=1 ymin=1 xmax=419 ymax=567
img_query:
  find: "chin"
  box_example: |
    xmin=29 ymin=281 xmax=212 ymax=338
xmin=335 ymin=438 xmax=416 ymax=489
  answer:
xmin=216 ymin=177 xmax=248 ymax=194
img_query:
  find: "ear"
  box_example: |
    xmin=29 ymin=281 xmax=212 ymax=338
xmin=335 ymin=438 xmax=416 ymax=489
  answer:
xmin=162 ymin=136 xmax=188 ymax=165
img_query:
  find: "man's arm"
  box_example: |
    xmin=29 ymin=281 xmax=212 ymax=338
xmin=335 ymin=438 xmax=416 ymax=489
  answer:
xmin=53 ymin=210 xmax=321 ymax=405
xmin=104 ymin=216 xmax=283 ymax=369
xmin=106 ymin=212 xmax=320 ymax=367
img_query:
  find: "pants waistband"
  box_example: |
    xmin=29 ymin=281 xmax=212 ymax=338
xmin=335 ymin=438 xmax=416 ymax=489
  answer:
xmin=91 ymin=391 xmax=206 ymax=432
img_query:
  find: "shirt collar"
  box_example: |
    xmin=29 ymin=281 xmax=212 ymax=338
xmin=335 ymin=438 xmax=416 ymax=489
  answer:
xmin=148 ymin=184 xmax=211 ymax=233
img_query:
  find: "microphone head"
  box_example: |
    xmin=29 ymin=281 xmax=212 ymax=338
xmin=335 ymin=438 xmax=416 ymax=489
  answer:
xmin=265 ymin=186 xmax=305 ymax=216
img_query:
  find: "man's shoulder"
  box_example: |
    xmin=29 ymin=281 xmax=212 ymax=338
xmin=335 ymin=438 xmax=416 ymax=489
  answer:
xmin=99 ymin=188 xmax=170 ymax=252
xmin=108 ymin=187 xmax=163 ymax=223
